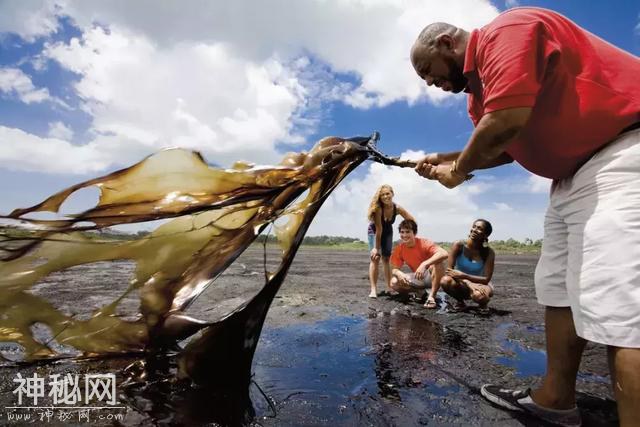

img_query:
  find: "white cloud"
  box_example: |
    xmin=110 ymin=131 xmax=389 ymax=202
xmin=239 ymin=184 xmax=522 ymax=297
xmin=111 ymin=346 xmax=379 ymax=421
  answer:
xmin=47 ymin=121 xmax=74 ymax=140
xmin=38 ymin=25 xmax=316 ymax=169
xmin=0 ymin=67 xmax=51 ymax=104
xmin=0 ymin=0 xmax=60 ymax=42
xmin=0 ymin=0 xmax=500 ymax=174
xmin=0 ymin=126 xmax=108 ymax=174
xmin=493 ymin=202 xmax=512 ymax=211
xmin=38 ymin=0 xmax=498 ymax=108
xmin=527 ymin=174 xmax=551 ymax=194
xmin=0 ymin=0 xmax=548 ymax=241
xmin=505 ymin=0 xmax=520 ymax=8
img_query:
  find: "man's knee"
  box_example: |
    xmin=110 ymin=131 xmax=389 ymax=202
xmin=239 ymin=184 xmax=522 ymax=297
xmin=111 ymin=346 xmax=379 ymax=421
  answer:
xmin=390 ymin=277 xmax=399 ymax=290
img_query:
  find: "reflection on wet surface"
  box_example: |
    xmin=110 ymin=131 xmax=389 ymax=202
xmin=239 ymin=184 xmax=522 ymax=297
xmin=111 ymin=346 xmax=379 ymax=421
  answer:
xmin=0 ymin=315 xmax=475 ymax=426
xmin=0 ymin=315 xmax=619 ymax=426
xmin=253 ymin=315 xmax=470 ymax=426
xmin=493 ymin=322 xmax=609 ymax=384
xmin=493 ymin=322 xmax=546 ymax=377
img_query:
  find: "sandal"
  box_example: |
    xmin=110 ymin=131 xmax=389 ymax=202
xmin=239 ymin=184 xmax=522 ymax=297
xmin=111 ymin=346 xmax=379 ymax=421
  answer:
xmin=424 ymin=298 xmax=437 ymax=309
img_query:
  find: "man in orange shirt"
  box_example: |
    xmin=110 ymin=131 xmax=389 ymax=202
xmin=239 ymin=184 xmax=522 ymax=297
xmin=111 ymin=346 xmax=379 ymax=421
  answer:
xmin=389 ymin=219 xmax=448 ymax=309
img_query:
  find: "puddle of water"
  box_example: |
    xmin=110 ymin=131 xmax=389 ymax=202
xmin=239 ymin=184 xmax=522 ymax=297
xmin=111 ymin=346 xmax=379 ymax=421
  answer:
xmin=493 ymin=322 xmax=546 ymax=377
xmin=492 ymin=323 xmax=609 ymax=385
xmin=0 ymin=317 xmax=614 ymax=425
xmin=0 ymin=315 xmax=473 ymax=426
xmin=252 ymin=315 xmax=466 ymax=426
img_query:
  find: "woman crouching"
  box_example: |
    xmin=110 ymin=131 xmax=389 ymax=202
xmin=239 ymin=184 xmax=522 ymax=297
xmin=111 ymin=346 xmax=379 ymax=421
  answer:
xmin=441 ymin=219 xmax=495 ymax=313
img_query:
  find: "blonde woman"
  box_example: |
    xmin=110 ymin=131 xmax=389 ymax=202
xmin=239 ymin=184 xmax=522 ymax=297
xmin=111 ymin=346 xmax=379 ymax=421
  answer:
xmin=367 ymin=184 xmax=414 ymax=298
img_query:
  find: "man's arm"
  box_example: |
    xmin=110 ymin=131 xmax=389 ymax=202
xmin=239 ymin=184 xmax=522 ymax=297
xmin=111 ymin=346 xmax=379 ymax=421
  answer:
xmin=420 ymin=151 xmax=514 ymax=169
xmin=391 ymin=262 xmax=410 ymax=285
xmin=415 ymin=246 xmax=448 ymax=279
xmin=455 ymin=107 xmax=531 ymax=175
xmin=415 ymin=107 xmax=530 ymax=188
xmin=371 ymin=209 xmax=383 ymax=261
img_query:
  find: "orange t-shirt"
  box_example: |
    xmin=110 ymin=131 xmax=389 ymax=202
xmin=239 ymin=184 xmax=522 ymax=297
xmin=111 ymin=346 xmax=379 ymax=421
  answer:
xmin=390 ymin=237 xmax=438 ymax=272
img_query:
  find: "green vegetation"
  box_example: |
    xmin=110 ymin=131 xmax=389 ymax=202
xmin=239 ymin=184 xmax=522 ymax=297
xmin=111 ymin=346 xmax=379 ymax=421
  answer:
xmin=436 ymin=238 xmax=542 ymax=254
xmin=1 ymin=226 xmax=541 ymax=253
xmin=254 ymin=234 xmax=367 ymax=250
xmin=487 ymin=238 xmax=542 ymax=253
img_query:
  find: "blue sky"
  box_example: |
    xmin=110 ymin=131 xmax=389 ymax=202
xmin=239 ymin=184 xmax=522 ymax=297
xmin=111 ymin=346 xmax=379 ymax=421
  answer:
xmin=0 ymin=1 xmax=638 ymax=241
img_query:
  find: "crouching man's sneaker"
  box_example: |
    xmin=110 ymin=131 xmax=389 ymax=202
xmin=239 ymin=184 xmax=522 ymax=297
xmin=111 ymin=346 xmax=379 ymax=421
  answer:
xmin=480 ymin=385 xmax=582 ymax=427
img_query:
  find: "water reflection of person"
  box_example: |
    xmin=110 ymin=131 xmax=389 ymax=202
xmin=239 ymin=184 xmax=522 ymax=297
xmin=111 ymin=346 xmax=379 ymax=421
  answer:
xmin=367 ymin=315 xmax=439 ymax=402
xmin=440 ymin=219 xmax=495 ymax=313
xmin=367 ymin=185 xmax=414 ymax=298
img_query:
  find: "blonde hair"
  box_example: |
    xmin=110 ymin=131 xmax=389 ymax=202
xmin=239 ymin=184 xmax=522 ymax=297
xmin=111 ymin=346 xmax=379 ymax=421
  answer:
xmin=367 ymin=184 xmax=394 ymax=221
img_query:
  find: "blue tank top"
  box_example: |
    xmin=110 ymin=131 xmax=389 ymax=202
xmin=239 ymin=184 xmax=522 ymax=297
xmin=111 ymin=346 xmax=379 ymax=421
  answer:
xmin=455 ymin=249 xmax=485 ymax=276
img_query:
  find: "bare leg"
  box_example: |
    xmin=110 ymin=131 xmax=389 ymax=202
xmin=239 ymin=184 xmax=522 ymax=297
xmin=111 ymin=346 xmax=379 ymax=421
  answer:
xmin=390 ymin=276 xmax=400 ymax=292
xmin=441 ymin=275 xmax=470 ymax=302
xmin=608 ymin=346 xmax=640 ymax=427
xmin=530 ymin=306 xmax=587 ymax=409
xmin=428 ymin=262 xmax=445 ymax=301
xmin=369 ymin=258 xmax=379 ymax=297
xmin=466 ymin=281 xmax=492 ymax=308
xmin=381 ymin=256 xmax=392 ymax=291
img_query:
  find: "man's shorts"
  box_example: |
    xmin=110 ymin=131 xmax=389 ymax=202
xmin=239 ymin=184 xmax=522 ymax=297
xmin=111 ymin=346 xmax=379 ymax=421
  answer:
xmin=367 ymin=229 xmax=393 ymax=258
xmin=405 ymin=271 xmax=432 ymax=289
xmin=534 ymin=128 xmax=640 ymax=348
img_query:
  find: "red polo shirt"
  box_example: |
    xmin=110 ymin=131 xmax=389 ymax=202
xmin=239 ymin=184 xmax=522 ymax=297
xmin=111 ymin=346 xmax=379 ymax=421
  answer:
xmin=464 ymin=7 xmax=640 ymax=179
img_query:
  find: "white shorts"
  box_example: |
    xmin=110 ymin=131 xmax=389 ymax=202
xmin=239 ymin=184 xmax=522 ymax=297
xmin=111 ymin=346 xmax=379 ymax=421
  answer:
xmin=534 ymin=129 xmax=640 ymax=348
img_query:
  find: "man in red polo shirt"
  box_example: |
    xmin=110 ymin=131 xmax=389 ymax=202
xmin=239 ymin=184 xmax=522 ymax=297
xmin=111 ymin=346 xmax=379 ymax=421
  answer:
xmin=409 ymin=7 xmax=639 ymax=427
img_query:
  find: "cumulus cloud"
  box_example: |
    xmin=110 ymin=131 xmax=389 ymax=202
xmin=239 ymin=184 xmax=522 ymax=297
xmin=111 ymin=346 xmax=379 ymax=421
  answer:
xmin=58 ymin=0 xmax=498 ymax=108
xmin=527 ymin=174 xmax=551 ymax=194
xmin=0 ymin=0 xmax=60 ymax=42
xmin=493 ymin=202 xmax=512 ymax=211
xmin=36 ymin=25 xmax=319 ymax=169
xmin=0 ymin=0 xmax=548 ymax=240
xmin=0 ymin=0 xmax=499 ymax=174
xmin=0 ymin=67 xmax=51 ymax=104
xmin=47 ymin=121 xmax=74 ymax=140
xmin=0 ymin=126 xmax=107 ymax=174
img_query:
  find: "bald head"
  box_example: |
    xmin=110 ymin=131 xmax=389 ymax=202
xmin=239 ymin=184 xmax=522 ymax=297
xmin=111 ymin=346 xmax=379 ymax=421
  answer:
xmin=410 ymin=22 xmax=470 ymax=94
xmin=415 ymin=22 xmax=459 ymax=47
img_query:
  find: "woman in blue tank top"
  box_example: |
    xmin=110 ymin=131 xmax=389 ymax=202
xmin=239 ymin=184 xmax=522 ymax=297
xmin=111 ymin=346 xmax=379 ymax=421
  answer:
xmin=441 ymin=219 xmax=495 ymax=313
xmin=367 ymin=184 xmax=414 ymax=298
